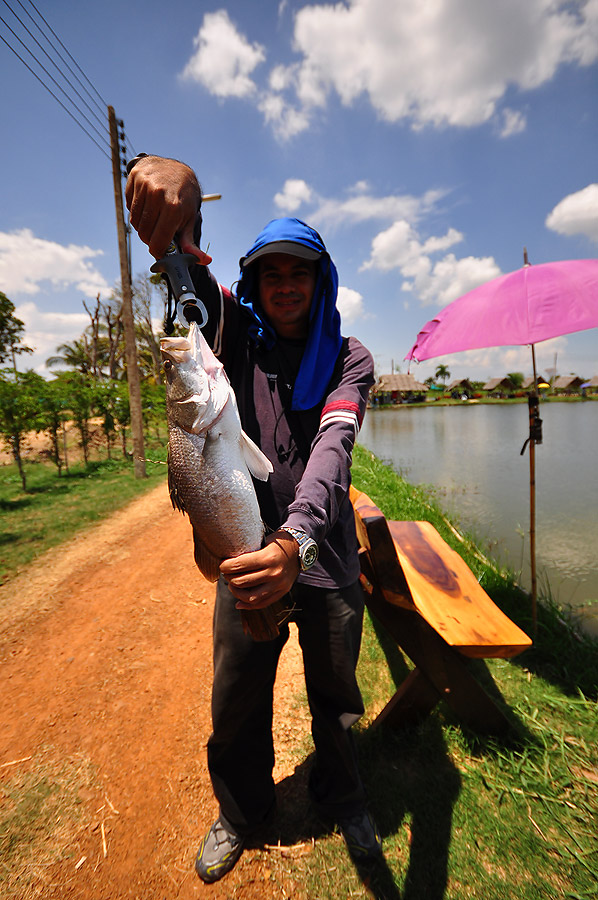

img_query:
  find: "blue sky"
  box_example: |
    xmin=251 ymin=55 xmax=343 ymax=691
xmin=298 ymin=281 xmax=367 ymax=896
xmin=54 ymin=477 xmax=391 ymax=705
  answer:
xmin=1 ymin=0 xmax=597 ymax=383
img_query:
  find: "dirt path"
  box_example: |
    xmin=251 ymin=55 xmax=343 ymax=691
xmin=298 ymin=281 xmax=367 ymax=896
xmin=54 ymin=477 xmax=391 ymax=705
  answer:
xmin=0 ymin=483 xmax=311 ymax=899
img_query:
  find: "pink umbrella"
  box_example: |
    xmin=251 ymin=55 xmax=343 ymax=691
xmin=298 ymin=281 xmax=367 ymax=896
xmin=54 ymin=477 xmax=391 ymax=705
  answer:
xmin=406 ymin=255 xmax=598 ymax=629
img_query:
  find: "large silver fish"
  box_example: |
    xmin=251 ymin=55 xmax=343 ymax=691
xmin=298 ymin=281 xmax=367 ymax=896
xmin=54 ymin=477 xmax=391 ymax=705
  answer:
xmin=161 ymin=323 xmax=282 ymax=640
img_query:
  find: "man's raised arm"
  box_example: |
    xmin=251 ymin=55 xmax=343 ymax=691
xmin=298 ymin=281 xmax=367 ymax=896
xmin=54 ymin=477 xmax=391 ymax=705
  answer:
xmin=125 ymin=155 xmax=211 ymax=264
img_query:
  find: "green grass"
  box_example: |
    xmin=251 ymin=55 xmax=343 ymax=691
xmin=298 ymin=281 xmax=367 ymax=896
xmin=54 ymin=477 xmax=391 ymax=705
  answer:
xmin=0 ymin=443 xmax=168 ymax=583
xmin=262 ymin=445 xmax=598 ymax=899
xmin=0 ymin=748 xmax=96 ymax=899
xmin=375 ymin=394 xmax=598 ymax=409
xmin=2 ymin=439 xmax=597 ymax=899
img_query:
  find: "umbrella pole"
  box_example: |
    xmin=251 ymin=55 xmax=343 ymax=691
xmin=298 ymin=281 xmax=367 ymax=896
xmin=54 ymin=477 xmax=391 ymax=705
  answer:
xmin=529 ymin=344 xmax=539 ymax=632
xmin=529 ymin=420 xmax=537 ymax=631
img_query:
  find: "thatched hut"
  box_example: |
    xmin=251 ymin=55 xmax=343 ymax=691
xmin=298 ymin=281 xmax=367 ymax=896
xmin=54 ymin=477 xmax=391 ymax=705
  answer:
xmin=372 ymin=373 xmax=429 ymax=404
xmin=553 ymin=375 xmax=585 ymax=395
xmin=448 ymin=378 xmax=473 ymax=398
xmin=483 ymin=376 xmax=515 ymax=396
xmin=522 ymin=375 xmax=547 ymax=391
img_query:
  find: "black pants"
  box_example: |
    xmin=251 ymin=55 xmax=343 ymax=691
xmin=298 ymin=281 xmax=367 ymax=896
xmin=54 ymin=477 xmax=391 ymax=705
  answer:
xmin=207 ymin=578 xmax=367 ymax=835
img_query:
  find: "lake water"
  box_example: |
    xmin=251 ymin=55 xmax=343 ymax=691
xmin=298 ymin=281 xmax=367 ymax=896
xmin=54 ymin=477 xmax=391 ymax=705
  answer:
xmin=359 ymin=401 xmax=598 ymax=635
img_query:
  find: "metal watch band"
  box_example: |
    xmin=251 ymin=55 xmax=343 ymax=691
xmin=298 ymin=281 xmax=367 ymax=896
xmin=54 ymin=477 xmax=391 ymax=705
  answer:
xmin=280 ymin=527 xmax=319 ymax=571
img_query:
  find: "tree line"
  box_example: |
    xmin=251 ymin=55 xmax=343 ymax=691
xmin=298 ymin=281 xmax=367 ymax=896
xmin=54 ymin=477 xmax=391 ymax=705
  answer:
xmin=0 ymin=276 xmax=170 ymax=492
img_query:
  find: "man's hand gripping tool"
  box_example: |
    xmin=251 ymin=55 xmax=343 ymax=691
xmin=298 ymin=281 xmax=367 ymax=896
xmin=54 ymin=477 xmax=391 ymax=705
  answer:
xmin=150 ymin=243 xmax=208 ymax=332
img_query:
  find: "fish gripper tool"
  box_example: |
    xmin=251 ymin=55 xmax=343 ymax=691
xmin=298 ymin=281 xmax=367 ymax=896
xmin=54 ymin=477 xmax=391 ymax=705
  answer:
xmin=151 ymin=242 xmax=209 ymax=330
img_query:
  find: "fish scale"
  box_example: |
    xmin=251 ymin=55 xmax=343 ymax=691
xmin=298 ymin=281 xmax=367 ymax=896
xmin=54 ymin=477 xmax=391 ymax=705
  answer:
xmin=166 ymin=404 xmax=264 ymax=576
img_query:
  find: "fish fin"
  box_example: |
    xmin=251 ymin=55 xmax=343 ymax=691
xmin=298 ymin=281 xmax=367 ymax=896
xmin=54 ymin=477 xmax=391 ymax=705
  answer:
xmin=192 ymin=527 xmax=222 ymax=582
xmin=169 ymin=481 xmax=186 ymax=515
xmin=240 ymin=430 xmax=274 ymax=481
xmin=168 ymin=455 xmax=187 ymax=515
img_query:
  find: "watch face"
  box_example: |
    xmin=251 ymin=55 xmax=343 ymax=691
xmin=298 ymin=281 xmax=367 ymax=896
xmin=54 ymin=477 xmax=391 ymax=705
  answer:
xmin=302 ymin=543 xmax=318 ymax=569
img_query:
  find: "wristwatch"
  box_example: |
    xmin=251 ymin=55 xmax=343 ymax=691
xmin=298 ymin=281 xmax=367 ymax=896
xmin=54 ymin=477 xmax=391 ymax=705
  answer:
xmin=280 ymin=527 xmax=319 ymax=571
xmin=125 ymin=152 xmax=149 ymax=176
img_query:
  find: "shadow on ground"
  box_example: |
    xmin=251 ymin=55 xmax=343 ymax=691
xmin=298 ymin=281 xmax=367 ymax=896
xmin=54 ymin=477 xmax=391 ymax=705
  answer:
xmin=268 ymin=719 xmax=461 ymax=899
xmin=266 ymin=619 xmax=463 ymax=900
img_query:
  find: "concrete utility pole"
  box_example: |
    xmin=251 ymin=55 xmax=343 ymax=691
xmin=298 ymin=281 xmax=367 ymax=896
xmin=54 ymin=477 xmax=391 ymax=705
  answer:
xmin=108 ymin=105 xmax=146 ymax=478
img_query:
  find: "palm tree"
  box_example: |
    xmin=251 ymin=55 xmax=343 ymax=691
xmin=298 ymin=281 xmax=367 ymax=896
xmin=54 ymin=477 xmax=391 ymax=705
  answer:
xmin=46 ymin=337 xmax=93 ymax=375
xmin=435 ymin=363 xmax=451 ymax=386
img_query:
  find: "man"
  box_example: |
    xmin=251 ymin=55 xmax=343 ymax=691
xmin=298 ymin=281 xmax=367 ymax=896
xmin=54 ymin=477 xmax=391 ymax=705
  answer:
xmin=126 ymin=155 xmax=380 ymax=883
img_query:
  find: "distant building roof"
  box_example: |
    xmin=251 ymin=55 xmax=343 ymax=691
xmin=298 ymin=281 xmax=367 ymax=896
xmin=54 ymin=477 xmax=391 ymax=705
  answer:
xmin=553 ymin=375 xmax=584 ymax=390
xmin=586 ymin=375 xmax=598 ymax=387
xmin=448 ymin=378 xmax=472 ymax=390
xmin=483 ymin=377 xmax=514 ymax=391
xmin=522 ymin=375 xmax=546 ymax=389
xmin=374 ymin=373 xmax=429 ymax=393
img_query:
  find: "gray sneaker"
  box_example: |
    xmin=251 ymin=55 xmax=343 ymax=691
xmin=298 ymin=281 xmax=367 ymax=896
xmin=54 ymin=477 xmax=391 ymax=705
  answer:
xmin=195 ymin=818 xmax=245 ymax=883
xmin=338 ymin=810 xmax=383 ymax=861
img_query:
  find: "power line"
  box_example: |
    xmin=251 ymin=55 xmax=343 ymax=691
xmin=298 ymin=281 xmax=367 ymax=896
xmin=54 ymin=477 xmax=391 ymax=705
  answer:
xmin=0 ymin=0 xmax=136 ymax=167
xmin=5 ymin=0 xmax=109 ymax=137
xmin=25 ymin=0 xmax=109 ymax=112
xmin=0 ymin=11 xmax=110 ymax=150
xmin=0 ymin=30 xmax=111 ymax=160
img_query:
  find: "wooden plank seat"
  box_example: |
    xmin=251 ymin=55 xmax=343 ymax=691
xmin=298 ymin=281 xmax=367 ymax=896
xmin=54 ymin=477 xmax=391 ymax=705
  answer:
xmin=350 ymin=486 xmax=532 ymax=733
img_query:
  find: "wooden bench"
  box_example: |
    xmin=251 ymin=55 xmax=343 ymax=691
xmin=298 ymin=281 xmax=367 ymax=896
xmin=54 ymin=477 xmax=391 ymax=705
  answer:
xmin=350 ymin=487 xmax=532 ymax=734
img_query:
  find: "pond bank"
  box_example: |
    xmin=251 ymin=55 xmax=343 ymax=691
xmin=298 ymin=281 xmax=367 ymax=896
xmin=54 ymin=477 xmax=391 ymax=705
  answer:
xmin=371 ymin=393 xmax=598 ymax=409
xmin=359 ymin=402 xmax=598 ymax=637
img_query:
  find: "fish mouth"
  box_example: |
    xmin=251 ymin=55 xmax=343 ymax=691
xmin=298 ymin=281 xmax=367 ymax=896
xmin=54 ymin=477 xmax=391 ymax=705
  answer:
xmin=160 ymin=336 xmax=191 ymax=351
xmin=161 ymin=348 xmax=194 ymax=372
xmin=160 ymin=337 xmax=193 ymax=366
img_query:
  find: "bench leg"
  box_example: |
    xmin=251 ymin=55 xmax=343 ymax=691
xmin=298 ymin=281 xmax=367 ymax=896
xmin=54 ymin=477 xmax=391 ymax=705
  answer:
xmin=361 ymin=573 xmax=512 ymax=735
xmin=373 ymin=667 xmax=440 ymax=728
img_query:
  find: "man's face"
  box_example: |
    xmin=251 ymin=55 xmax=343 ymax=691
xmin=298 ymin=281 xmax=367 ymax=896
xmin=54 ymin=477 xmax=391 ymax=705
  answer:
xmin=258 ymin=253 xmax=317 ymax=339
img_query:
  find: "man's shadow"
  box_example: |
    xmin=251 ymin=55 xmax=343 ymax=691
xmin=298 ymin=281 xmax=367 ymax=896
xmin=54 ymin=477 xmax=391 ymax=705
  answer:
xmin=270 ymin=629 xmax=463 ymax=900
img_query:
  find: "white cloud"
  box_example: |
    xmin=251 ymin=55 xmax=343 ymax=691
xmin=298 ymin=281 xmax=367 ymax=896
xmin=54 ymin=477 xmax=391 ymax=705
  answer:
xmin=183 ymin=1 xmax=598 ymax=138
xmin=268 ymin=63 xmax=295 ymax=93
xmin=406 ymin=334 xmax=585 ymax=383
xmin=362 ymin=221 xmax=464 ymax=272
xmin=274 ymin=179 xmax=313 ymax=212
xmin=545 ymin=183 xmax=598 ymax=241
xmin=363 ymin=218 xmax=501 ymax=306
xmin=362 ymin=220 xmax=420 ymax=271
xmin=289 ymin=0 xmax=598 ymax=131
xmin=281 ymin=180 xmax=446 ymax=228
xmin=421 ymin=228 xmax=465 ymax=255
xmin=317 ymin=188 xmax=447 ymax=228
xmin=15 ymin=301 xmax=90 ymax=374
xmin=272 ymin=179 xmax=449 ymax=230
xmin=257 ymin=91 xmax=310 ymax=140
xmin=434 ymin=336 xmax=569 ymax=377
xmin=0 ymin=229 xmax=109 ymax=298
xmin=271 ymin=178 xmax=501 ymax=310
xmin=180 ymin=10 xmax=265 ymax=98
xmin=499 ymin=108 xmax=527 ymax=137
xmin=337 ymin=286 xmax=365 ymax=324
xmin=418 ymin=253 xmax=502 ymax=307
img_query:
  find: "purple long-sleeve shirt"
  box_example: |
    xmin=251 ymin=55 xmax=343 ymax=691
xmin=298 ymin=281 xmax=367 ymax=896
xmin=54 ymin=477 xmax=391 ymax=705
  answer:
xmin=192 ymin=267 xmax=375 ymax=589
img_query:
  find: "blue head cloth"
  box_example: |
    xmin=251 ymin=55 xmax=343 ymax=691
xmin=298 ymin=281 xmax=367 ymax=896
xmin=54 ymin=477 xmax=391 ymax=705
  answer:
xmin=237 ymin=218 xmax=342 ymax=411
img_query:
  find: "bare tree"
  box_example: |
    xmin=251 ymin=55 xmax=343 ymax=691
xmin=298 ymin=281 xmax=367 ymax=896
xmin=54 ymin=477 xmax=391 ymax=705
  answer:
xmin=133 ymin=273 xmax=166 ymax=384
xmin=83 ymin=295 xmax=102 ymax=379
xmin=103 ymin=298 xmax=124 ymax=380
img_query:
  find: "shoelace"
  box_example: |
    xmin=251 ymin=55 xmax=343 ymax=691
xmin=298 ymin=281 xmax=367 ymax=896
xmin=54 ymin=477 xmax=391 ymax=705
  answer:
xmin=212 ymin=822 xmax=239 ymax=849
